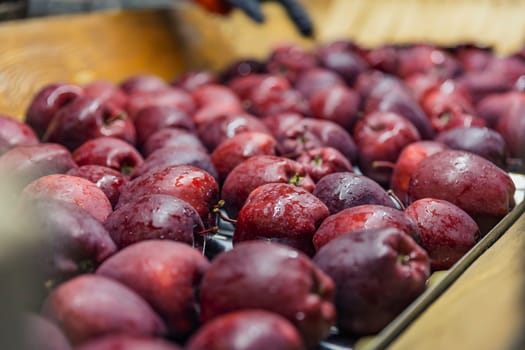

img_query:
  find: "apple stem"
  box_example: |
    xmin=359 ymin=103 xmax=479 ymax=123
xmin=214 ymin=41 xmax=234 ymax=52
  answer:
xmin=387 ymin=189 xmax=406 ymax=210
xmin=372 ymin=160 xmax=396 ymax=169
xmin=197 ymin=226 xmax=220 ymax=236
xmin=213 ymin=200 xmax=238 ymax=224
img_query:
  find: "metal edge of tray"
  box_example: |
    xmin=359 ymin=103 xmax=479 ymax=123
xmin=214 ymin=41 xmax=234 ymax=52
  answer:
xmin=362 ymin=195 xmax=525 ymax=350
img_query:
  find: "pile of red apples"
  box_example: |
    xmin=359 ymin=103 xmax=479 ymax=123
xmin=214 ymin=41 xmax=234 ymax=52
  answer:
xmin=1 ymin=40 xmax=523 ymax=350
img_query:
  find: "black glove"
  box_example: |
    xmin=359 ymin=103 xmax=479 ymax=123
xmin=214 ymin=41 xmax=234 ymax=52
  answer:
xmin=229 ymin=0 xmax=313 ymax=37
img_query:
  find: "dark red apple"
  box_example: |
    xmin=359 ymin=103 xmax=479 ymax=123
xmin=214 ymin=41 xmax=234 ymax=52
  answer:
xmin=41 ymin=274 xmax=167 ymax=345
xmin=496 ymin=99 xmax=525 ymax=170
xmin=475 ymin=91 xmax=524 ymax=128
xmin=117 ymin=165 xmax=219 ymax=227
xmin=234 ymin=183 xmax=330 ymax=256
xmin=66 ymin=165 xmax=127 ymax=208
xmin=23 ymin=198 xmax=117 ymax=285
xmin=313 ymin=172 xmax=396 ymax=215
xmin=210 ymin=131 xmax=278 ymax=182
xmin=83 ymin=80 xmax=128 ymax=110
xmin=72 ymin=136 xmax=144 ymax=175
xmin=186 ymin=310 xmax=304 ymax=350
xmin=265 ymin=44 xmax=318 ymax=83
xmin=309 ymin=85 xmax=360 ymax=131
xmin=451 ymin=44 xmax=494 ymax=72
xmin=125 ymin=88 xmax=196 ymax=118
xmin=353 ymin=111 xmax=421 ymax=186
xmin=220 ymin=58 xmax=267 ymax=82
xmin=390 ymin=140 xmax=449 ymax=205
xmin=142 ymin=128 xmax=207 ymax=157
xmin=295 ymin=147 xmax=354 ymax=182
xmin=419 ymin=80 xmax=475 ymax=120
xmin=134 ymin=105 xmax=195 ymax=146
xmin=191 ymin=102 xmax=244 ymax=127
xmin=25 ymin=83 xmax=83 ymax=138
xmin=275 ymin=118 xmax=358 ymax=163
xmin=313 ymin=227 xmax=430 ymax=335
xmin=171 ymin=70 xmax=218 ymax=92
xmin=0 ymin=143 xmax=77 ymax=191
xmin=227 ymin=73 xmax=268 ymax=101
xmin=428 ymin=106 xmax=487 ymax=133
xmin=396 ymin=44 xmax=462 ymax=79
xmin=221 ymin=155 xmax=315 ymax=219
xmin=131 ymin=145 xmax=218 ymax=180
xmin=0 ymin=114 xmax=39 ymax=156
xmin=97 ymin=240 xmax=209 ymax=337
xmin=408 ymin=150 xmax=516 ymax=234
xmin=191 ymin=84 xmax=242 ymax=109
xmin=20 ymin=174 xmax=112 ymax=223
xmin=119 ymin=74 xmax=168 ymax=94
xmin=405 ymin=198 xmax=480 ymax=270
xmin=197 ymin=112 xmax=270 ymax=151
xmin=104 ymin=194 xmax=204 ymax=249
xmin=44 ymin=96 xmax=136 ymax=151
xmin=199 ymin=241 xmax=335 ymax=348
xmin=262 ymin=112 xmax=304 ymax=139
xmin=294 ymin=68 xmax=345 ymax=100
xmin=313 ymin=204 xmax=420 ymax=251
xmin=435 ymin=126 xmax=508 ymax=168
xmin=76 ymin=335 xmax=182 ymax=350
xmin=316 ymin=42 xmax=368 ymax=85
xmin=358 ymin=45 xmax=399 ymax=74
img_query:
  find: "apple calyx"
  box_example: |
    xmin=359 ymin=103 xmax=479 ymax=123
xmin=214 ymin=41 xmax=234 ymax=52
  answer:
xmin=288 ymin=173 xmax=305 ymax=186
xmin=102 ymin=111 xmax=127 ymax=126
xmin=312 ymin=155 xmax=323 ymax=167
xmin=397 ymin=254 xmax=411 ymax=266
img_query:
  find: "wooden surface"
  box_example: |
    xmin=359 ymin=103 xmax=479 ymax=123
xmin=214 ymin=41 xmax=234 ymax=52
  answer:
xmin=0 ymin=9 xmax=186 ymax=120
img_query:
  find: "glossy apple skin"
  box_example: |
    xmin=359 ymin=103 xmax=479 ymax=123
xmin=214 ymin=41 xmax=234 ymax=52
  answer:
xmin=172 ymin=70 xmax=218 ymax=92
xmin=120 ymin=74 xmax=168 ymax=94
xmin=313 ymin=227 xmax=430 ymax=335
xmin=131 ymin=146 xmax=218 ymax=180
xmin=44 ymin=96 xmax=136 ymax=151
xmin=0 ymin=143 xmax=77 ymax=191
xmin=105 ymin=194 xmax=204 ymax=249
xmin=248 ymin=81 xmax=310 ymax=117
xmin=475 ymin=91 xmax=524 ymax=128
xmin=20 ymin=174 xmax=113 ymax=223
xmin=117 ymin=165 xmax=219 ymax=227
xmin=125 ymin=88 xmax=196 ymax=118
xmin=221 ymin=155 xmax=315 ymax=219
xmin=418 ymin=80 xmax=474 ymax=119
xmin=313 ymin=204 xmax=420 ymax=251
xmin=76 ymin=335 xmax=182 ymax=350
xmin=199 ymin=241 xmax=335 ymax=348
xmin=313 ymin=172 xmax=396 ymax=215
xmin=25 ymin=83 xmax=84 ymax=138
xmin=41 ymin=275 xmax=167 ymax=345
xmin=408 ymin=150 xmax=516 ymax=234
xmin=361 ymin=73 xmax=435 ymax=139
xmin=435 ymin=127 xmax=508 ymax=169
xmin=83 ymin=80 xmax=128 ymax=110
xmin=197 ymin=113 xmax=270 ymax=151
xmin=309 ymin=85 xmax=361 ymax=131
xmin=295 ymin=147 xmax=354 ymax=183
xmin=22 ymin=313 xmax=72 ymax=350
xmin=134 ymin=106 xmax=195 ymax=146
xmin=191 ymin=84 xmax=242 ymax=109
xmin=0 ymin=115 xmax=39 ymax=156
xmin=390 ymin=141 xmax=449 ymax=205
xmin=353 ymin=111 xmax=421 ymax=186
xmin=234 ymin=183 xmax=330 ymax=256
xmin=186 ymin=310 xmax=305 ymax=350
xmin=405 ymin=198 xmax=480 ymax=271
xmin=210 ymin=131 xmax=278 ymax=182
xmin=276 ymin=118 xmax=358 ymax=163
xmin=294 ymin=68 xmax=345 ymax=100
xmin=396 ymin=45 xmax=462 ymax=79
xmin=97 ymin=240 xmax=209 ymax=338
xmin=496 ymin=100 xmax=525 ymax=169
xmin=316 ymin=42 xmax=368 ymax=85
xmin=24 ymin=198 xmax=117 ymax=285
xmin=72 ymin=136 xmax=144 ymax=175
xmin=67 ymin=165 xmax=127 ymax=208
xmin=265 ymin=44 xmax=318 ymax=83
xmin=142 ymin=128 xmax=206 ymax=157
xmin=220 ymin=58 xmax=266 ymax=83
